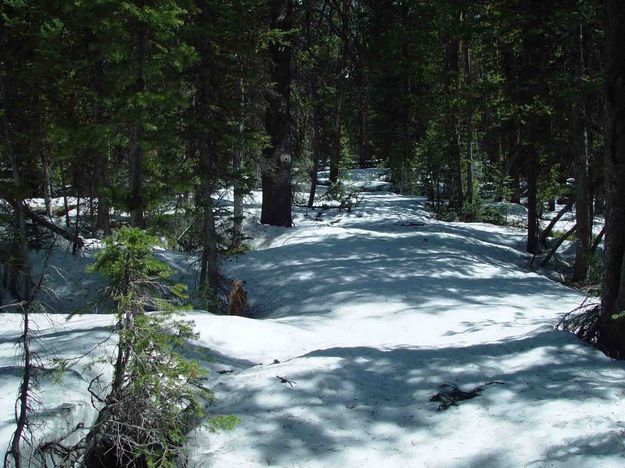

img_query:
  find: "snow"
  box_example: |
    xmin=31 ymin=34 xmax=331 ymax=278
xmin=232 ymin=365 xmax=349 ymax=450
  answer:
xmin=317 ymin=168 xmax=392 ymax=192
xmin=541 ymin=206 xmax=605 ymax=237
xmin=2 ymin=171 xmax=624 ymax=467
xmin=186 ymin=192 xmax=625 ymax=467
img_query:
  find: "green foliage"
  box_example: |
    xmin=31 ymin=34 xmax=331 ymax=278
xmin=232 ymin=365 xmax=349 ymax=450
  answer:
xmin=85 ymin=227 xmax=227 ymax=465
xmin=320 ymin=181 xmax=361 ymax=212
xmin=572 ymin=252 xmax=603 ymax=295
xmin=89 ymin=227 xmax=172 ymax=291
xmin=436 ymin=193 xmax=505 ymax=226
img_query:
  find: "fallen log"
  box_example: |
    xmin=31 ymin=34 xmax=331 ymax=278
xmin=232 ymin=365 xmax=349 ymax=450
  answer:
xmin=1 ymin=194 xmax=84 ymax=250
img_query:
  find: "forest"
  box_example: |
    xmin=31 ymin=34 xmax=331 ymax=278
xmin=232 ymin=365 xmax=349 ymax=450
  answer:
xmin=1 ymin=0 xmax=625 ymax=467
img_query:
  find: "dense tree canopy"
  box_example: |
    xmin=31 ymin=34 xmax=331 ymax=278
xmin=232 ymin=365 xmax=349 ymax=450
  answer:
xmin=1 ymin=0 xmax=623 ymax=351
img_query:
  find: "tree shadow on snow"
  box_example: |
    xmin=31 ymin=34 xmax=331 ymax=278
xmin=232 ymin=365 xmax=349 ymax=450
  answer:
xmin=195 ymin=330 xmax=625 ymax=466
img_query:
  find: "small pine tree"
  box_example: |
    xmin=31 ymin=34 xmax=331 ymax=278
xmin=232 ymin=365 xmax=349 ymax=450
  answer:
xmin=82 ymin=228 xmax=210 ymax=467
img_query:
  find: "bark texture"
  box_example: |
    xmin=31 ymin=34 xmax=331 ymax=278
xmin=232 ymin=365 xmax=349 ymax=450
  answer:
xmin=261 ymin=0 xmax=294 ymax=227
xmin=598 ymin=0 xmax=625 ymax=354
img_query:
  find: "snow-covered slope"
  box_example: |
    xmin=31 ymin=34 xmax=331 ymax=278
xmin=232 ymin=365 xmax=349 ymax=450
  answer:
xmin=2 ymin=188 xmax=624 ymax=467
xmin=187 ymin=193 xmax=625 ymax=468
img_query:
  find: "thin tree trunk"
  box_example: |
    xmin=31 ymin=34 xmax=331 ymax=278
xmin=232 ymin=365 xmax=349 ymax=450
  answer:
xmin=526 ymin=147 xmax=540 ymax=254
xmin=510 ymin=117 xmax=521 ymax=204
xmin=495 ymin=137 xmax=505 ymax=202
xmin=307 ymin=98 xmax=320 ymax=208
xmin=572 ymin=24 xmax=592 ymax=283
xmin=7 ymin=302 xmax=30 ymax=468
xmin=232 ymin=63 xmax=245 ymax=248
xmin=464 ymin=38 xmax=474 ymax=204
xmin=128 ymin=17 xmax=146 ymax=229
xmin=0 ymin=73 xmax=31 ymax=302
xmin=60 ymin=165 xmax=71 ymax=228
xmin=358 ymin=67 xmax=369 ymax=167
xmin=590 ymin=226 xmax=605 ymax=254
xmin=329 ymin=87 xmax=344 ymax=185
xmin=41 ymin=153 xmax=52 ymax=218
xmin=305 ymin=0 xmax=320 ymax=208
xmin=199 ymin=171 xmax=218 ymax=290
xmin=445 ymin=30 xmax=463 ymax=210
xmin=93 ymin=60 xmax=111 ymax=236
xmin=329 ymin=0 xmax=349 ymax=185
xmin=95 ymin=150 xmax=111 ymax=235
xmin=72 ymin=195 xmax=81 ymax=255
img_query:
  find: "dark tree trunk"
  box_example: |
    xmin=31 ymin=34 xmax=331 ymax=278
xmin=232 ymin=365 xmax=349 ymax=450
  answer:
xmin=526 ymin=148 xmax=540 ymax=254
xmin=41 ymin=152 xmax=52 ymax=218
xmin=232 ymin=67 xmax=245 ymax=249
xmin=521 ymin=4 xmax=548 ymax=255
xmin=572 ymin=24 xmax=592 ymax=283
xmin=60 ymin=165 xmax=72 ymax=228
xmin=261 ymin=0 xmax=294 ymax=227
xmin=128 ymin=17 xmax=146 ymax=229
xmin=598 ymin=0 xmax=625 ymax=354
xmin=358 ymin=67 xmax=370 ymax=167
xmin=329 ymin=86 xmax=344 ymax=184
xmin=502 ymin=43 xmax=521 ymax=205
xmin=93 ymin=61 xmax=111 ymax=235
xmin=464 ymin=38 xmax=474 ymax=204
xmin=445 ymin=31 xmax=463 ymax=210
xmin=307 ymin=94 xmax=320 ymax=208
xmin=305 ymin=0 xmax=319 ymax=208
xmin=94 ymin=150 xmax=111 ymax=235
xmin=329 ymin=0 xmax=350 ymax=185
xmin=195 ymin=3 xmax=219 ymax=290
xmin=199 ymin=164 xmax=218 ymax=291
xmin=0 ymin=74 xmax=31 ymax=303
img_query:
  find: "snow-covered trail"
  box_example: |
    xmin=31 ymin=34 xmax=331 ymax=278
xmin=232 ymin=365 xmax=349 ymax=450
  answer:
xmin=1 ymin=191 xmax=624 ymax=467
xmin=188 ymin=193 xmax=625 ymax=467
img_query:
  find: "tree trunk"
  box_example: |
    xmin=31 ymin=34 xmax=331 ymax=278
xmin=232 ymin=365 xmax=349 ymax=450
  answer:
xmin=509 ymin=116 xmax=522 ymax=204
xmin=195 ymin=3 xmax=219 ymax=289
xmin=232 ymin=64 xmax=245 ymax=248
xmin=598 ymin=0 xmax=625 ymax=354
xmin=307 ymin=95 xmax=320 ymax=208
xmin=464 ymin=38 xmax=474 ymax=204
xmin=41 ymin=152 xmax=52 ymax=218
xmin=93 ymin=61 xmax=111 ymax=235
xmin=0 ymin=73 xmax=31 ymax=303
xmin=572 ymin=24 xmax=592 ymax=283
xmin=305 ymin=0 xmax=319 ymax=208
xmin=128 ymin=17 xmax=146 ymax=229
xmin=94 ymin=150 xmax=111 ymax=235
xmin=358 ymin=67 xmax=370 ymax=167
xmin=261 ymin=0 xmax=294 ymax=227
xmin=329 ymin=85 xmax=344 ymax=184
xmin=526 ymin=147 xmax=540 ymax=254
xmin=445 ymin=31 xmax=463 ymax=210
xmin=199 ymin=168 xmax=218 ymax=291
xmin=328 ymin=0 xmax=350 ymax=185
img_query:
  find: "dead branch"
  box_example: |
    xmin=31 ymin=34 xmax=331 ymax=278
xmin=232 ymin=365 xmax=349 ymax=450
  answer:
xmin=590 ymin=226 xmax=605 ymax=254
xmin=539 ymin=200 xmax=574 ymax=248
xmin=22 ymin=202 xmax=84 ymax=251
xmin=540 ymin=224 xmax=577 ymax=267
xmin=276 ymin=376 xmax=296 ymax=388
